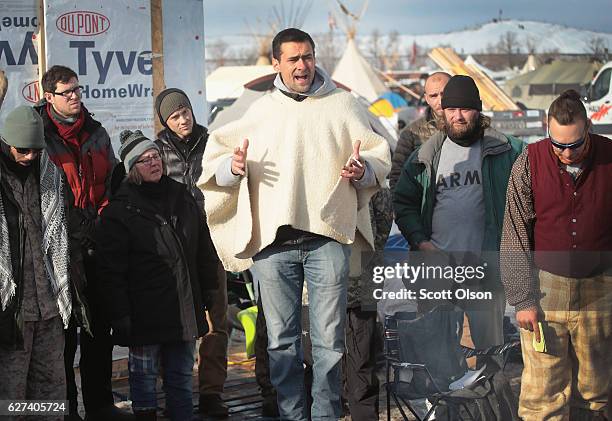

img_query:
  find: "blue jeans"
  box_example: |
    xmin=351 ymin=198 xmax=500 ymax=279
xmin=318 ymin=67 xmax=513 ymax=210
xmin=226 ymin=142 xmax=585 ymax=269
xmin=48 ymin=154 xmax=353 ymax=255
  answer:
xmin=128 ymin=341 xmax=195 ymax=421
xmin=251 ymin=238 xmax=350 ymax=421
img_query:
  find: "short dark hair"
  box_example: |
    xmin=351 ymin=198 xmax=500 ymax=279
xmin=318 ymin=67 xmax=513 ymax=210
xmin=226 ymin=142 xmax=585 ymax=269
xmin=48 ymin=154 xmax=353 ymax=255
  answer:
xmin=272 ymin=28 xmax=315 ymax=61
xmin=548 ymin=89 xmax=587 ymax=125
xmin=41 ymin=65 xmax=78 ymax=93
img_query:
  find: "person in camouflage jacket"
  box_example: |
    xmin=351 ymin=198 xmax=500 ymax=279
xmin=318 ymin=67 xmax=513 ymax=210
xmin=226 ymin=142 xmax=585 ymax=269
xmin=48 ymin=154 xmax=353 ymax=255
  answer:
xmin=390 ymin=72 xmax=450 ymax=191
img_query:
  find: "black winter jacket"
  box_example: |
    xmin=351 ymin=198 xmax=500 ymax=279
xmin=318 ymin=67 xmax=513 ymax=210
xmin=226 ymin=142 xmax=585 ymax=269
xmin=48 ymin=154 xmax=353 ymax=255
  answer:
xmin=0 ymin=156 xmax=27 ymax=349
xmin=155 ymin=124 xmax=208 ymax=209
xmin=96 ymin=174 xmax=219 ymax=346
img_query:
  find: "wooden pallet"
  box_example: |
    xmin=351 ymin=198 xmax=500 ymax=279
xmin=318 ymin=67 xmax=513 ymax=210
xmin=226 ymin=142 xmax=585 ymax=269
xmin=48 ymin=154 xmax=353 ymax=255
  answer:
xmin=428 ymin=47 xmax=519 ymax=111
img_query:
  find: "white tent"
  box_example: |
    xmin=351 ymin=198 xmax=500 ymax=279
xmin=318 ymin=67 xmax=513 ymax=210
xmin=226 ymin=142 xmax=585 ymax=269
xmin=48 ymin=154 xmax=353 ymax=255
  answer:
xmin=206 ymin=65 xmax=274 ymax=103
xmin=520 ymin=54 xmax=541 ymax=75
xmin=332 ymin=38 xmax=386 ymax=103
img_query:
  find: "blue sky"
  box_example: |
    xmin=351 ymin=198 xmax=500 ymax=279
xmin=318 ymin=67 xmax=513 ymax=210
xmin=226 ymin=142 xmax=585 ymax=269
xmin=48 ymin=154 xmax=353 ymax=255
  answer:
xmin=203 ymin=0 xmax=612 ymax=37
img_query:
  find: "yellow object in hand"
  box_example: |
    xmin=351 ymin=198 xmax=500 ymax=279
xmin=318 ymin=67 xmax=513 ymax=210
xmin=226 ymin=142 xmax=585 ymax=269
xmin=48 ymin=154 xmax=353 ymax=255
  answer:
xmin=532 ymin=322 xmax=547 ymax=353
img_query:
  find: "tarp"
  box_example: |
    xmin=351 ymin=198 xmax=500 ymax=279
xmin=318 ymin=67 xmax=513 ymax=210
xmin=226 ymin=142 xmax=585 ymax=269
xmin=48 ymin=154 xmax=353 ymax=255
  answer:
xmin=369 ymin=93 xmax=407 ymax=118
xmin=504 ymin=60 xmax=602 ymax=110
xmin=379 ymin=91 xmax=408 ymax=109
xmin=332 ymin=38 xmax=386 ymax=103
xmin=507 ymin=60 xmax=600 ymax=86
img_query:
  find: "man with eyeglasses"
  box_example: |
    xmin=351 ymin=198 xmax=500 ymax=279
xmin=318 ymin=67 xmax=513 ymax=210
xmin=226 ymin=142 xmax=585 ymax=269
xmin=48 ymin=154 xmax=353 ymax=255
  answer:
xmin=501 ymin=89 xmax=612 ymax=420
xmin=0 ymin=106 xmax=72 ymax=419
xmin=33 ymin=65 xmax=128 ymax=421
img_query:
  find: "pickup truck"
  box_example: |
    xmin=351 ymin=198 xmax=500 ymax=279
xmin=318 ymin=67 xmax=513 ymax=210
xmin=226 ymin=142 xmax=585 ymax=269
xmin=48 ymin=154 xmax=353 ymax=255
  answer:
xmin=583 ymin=61 xmax=612 ymax=136
xmin=484 ymin=108 xmax=547 ymax=142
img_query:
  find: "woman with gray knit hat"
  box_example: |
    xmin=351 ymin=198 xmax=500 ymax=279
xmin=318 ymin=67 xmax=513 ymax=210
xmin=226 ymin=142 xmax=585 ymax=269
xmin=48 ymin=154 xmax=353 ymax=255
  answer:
xmin=96 ymin=129 xmax=219 ymax=421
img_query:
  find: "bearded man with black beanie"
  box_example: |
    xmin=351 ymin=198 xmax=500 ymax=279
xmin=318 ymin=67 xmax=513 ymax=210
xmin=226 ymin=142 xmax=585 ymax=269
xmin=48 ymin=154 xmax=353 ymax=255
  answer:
xmin=154 ymin=88 xmax=229 ymax=418
xmin=393 ymin=75 xmax=525 ymax=354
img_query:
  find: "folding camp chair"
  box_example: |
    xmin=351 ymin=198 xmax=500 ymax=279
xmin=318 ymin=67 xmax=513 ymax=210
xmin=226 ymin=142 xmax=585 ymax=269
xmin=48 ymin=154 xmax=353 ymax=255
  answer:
xmin=384 ymin=307 xmax=520 ymax=421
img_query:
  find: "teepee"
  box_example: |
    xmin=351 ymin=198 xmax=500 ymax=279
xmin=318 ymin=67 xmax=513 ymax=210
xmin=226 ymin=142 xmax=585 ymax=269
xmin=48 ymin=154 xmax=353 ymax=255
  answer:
xmin=331 ymin=1 xmax=386 ymax=103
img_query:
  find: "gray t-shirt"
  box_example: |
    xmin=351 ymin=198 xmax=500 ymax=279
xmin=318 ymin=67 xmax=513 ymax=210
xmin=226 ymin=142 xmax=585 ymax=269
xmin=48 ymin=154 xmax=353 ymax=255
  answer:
xmin=430 ymin=138 xmax=485 ymax=253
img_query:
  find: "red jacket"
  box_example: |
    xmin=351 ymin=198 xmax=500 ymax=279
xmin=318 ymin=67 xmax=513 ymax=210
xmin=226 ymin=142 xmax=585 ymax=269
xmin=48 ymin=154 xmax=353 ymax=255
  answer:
xmin=35 ymin=102 xmax=117 ymax=217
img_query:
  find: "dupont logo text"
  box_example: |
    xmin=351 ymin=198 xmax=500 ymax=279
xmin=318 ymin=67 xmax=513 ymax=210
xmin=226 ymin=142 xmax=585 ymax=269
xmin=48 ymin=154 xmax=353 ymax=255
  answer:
xmin=22 ymin=81 xmax=40 ymax=104
xmin=56 ymin=11 xmax=110 ymax=36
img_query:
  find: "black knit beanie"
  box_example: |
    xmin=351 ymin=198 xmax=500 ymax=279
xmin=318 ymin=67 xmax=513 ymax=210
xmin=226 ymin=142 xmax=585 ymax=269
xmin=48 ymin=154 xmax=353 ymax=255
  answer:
xmin=155 ymin=88 xmax=192 ymax=127
xmin=441 ymin=75 xmax=482 ymax=111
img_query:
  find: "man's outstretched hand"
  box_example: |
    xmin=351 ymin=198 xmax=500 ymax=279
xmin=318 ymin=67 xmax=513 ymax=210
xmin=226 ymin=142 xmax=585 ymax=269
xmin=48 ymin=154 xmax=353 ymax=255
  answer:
xmin=231 ymin=138 xmax=249 ymax=176
xmin=341 ymin=140 xmax=365 ymax=180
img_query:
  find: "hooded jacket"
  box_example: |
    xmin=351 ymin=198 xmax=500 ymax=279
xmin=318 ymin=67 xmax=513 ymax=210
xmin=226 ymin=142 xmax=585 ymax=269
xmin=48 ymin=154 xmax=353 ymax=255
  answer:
xmin=199 ymin=67 xmax=391 ymax=271
xmin=96 ymin=174 xmax=219 ymax=346
xmin=393 ymin=128 xmax=524 ymax=252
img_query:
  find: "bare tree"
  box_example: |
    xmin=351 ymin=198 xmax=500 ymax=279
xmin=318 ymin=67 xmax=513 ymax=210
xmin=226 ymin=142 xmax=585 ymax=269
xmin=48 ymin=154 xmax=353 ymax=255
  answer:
xmin=366 ymin=29 xmax=402 ymax=71
xmin=367 ymin=29 xmax=383 ymax=69
xmin=525 ymin=37 xmax=538 ymax=55
xmin=208 ymin=39 xmax=230 ymax=70
xmin=235 ymin=47 xmax=259 ymax=66
xmin=314 ymin=30 xmax=341 ymax=74
xmin=382 ymin=30 xmax=401 ymax=71
xmin=587 ymin=36 xmax=609 ymax=62
xmin=496 ymin=31 xmax=519 ymax=68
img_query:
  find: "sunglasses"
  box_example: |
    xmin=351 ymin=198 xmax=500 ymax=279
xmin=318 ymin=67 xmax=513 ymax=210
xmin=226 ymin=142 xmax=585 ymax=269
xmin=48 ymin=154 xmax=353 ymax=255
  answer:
xmin=549 ymin=134 xmax=586 ymax=151
xmin=15 ymin=147 xmax=43 ymax=155
xmin=52 ymin=85 xmax=83 ymax=98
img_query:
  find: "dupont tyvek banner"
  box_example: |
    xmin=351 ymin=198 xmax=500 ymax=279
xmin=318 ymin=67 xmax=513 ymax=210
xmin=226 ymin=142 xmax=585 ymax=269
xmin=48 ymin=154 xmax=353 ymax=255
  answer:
xmin=0 ymin=0 xmax=40 ymax=124
xmin=44 ymin=0 xmax=206 ymax=150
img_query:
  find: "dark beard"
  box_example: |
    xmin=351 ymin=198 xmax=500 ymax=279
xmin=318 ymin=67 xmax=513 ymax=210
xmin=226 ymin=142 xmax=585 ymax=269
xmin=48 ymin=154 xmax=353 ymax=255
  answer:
xmin=444 ymin=116 xmax=480 ymax=146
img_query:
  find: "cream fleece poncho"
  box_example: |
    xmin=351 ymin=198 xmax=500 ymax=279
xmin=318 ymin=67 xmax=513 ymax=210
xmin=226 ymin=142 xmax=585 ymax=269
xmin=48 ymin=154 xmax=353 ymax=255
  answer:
xmin=198 ymin=88 xmax=391 ymax=272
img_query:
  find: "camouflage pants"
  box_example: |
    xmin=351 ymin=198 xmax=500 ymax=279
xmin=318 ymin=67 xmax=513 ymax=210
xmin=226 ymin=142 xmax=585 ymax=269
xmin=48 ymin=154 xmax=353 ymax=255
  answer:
xmin=0 ymin=316 xmax=65 ymax=421
xmin=519 ymin=271 xmax=612 ymax=421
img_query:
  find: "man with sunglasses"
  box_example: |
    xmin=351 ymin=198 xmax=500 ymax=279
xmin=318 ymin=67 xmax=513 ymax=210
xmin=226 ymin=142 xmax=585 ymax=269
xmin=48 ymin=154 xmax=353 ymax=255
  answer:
xmin=501 ymin=89 xmax=612 ymax=420
xmin=0 ymin=106 xmax=72 ymax=419
xmin=34 ymin=65 xmax=128 ymax=421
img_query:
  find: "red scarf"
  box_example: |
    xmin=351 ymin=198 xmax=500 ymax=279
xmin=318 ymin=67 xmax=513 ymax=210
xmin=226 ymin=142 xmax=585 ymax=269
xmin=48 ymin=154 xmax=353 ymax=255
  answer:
xmin=46 ymin=104 xmax=97 ymax=209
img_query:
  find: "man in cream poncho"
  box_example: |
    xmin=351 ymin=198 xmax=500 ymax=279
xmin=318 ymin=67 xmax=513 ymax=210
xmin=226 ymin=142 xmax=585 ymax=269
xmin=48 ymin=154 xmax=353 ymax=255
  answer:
xmin=199 ymin=28 xmax=391 ymax=421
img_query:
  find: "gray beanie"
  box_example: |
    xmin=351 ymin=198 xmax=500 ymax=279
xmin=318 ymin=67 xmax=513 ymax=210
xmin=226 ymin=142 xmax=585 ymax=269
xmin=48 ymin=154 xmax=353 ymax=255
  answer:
xmin=118 ymin=130 xmax=160 ymax=171
xmin=155 ymin=88 xmax=192 ymax=126
xmin=1 ymin=106 xmax=45 ymax=149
